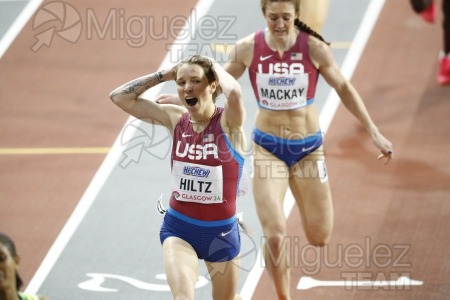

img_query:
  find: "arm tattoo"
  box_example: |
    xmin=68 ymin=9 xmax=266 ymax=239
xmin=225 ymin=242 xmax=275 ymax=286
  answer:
xmin=116 ymin=73 xmax=160 ymax=100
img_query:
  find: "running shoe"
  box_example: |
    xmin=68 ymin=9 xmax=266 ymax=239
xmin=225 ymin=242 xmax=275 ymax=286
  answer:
xmin=437 ymin=52 xmax=450 ymax=85
xmin=420 ymin=0 xmax=436 ymax=23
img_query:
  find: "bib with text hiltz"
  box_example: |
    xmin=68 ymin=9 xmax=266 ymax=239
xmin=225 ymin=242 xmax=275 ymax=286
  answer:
xmin=171 ymin=160 xmax=223 ymax=204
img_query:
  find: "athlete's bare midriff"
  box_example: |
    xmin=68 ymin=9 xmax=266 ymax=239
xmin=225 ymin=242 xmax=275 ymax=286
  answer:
xmin=255 ymin=104 xmax=321 ymax=139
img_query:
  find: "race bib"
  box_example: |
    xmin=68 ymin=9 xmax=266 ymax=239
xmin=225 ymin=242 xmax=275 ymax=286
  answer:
xmin=171 ymin=160 xmax=223 ymax=204
xmin=256 ymin=72 xmax=309 ymax=110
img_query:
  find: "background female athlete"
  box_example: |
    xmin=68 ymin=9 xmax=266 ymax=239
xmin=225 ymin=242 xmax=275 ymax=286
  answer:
xmin=221 ymin=0 xmax=393 ymax=299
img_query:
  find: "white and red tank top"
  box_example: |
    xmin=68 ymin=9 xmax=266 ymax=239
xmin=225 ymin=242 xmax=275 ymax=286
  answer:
xmin=249 ymin=29 xmax=319 ymax=110
xmin=169 ymin=107 xmax=244 ymax=221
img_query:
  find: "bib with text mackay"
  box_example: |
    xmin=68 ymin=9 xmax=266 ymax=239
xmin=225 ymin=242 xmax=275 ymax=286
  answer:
xmin=256 ymin=72 xmax=309 ymax=110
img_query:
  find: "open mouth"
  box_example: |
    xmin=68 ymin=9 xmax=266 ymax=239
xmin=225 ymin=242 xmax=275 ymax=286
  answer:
xmin=185 ymin=97 xmax=198 ymax=107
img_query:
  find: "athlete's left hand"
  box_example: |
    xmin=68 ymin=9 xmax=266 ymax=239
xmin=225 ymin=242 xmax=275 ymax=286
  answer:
xmin=372 ymin=130 xmax=393 ymax=165
xmin=377 ymin=150 xmax=393 ymax=165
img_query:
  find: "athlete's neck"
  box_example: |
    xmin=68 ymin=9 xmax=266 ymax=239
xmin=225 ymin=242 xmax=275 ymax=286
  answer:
xmin=190 ymin=105 xmax=217 ymax=125
xmin=265 ymin=28 xmax=298 ymax=56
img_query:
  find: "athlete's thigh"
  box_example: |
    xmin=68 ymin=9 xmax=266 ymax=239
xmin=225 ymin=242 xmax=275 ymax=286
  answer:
xmin=289 ymin=149 xmax=333 ymax=240
xmin=206 ymin=257 xmax=240 ymax=300
xmin=162 ymin=237 xmax=199 ymax=296
xmin=252 ymin=143 xmax=290 ymax=233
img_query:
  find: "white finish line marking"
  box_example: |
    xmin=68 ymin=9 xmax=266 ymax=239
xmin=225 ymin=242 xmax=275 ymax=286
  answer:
xmin=297 ymin=276 xmax=424 ymax=290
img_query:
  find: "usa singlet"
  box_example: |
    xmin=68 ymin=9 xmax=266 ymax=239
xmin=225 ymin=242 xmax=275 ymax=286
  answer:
xmin=249 ymin=29 xmax=319 ymax=110
xmin=169 ymin=107 xmax=244 ymax=221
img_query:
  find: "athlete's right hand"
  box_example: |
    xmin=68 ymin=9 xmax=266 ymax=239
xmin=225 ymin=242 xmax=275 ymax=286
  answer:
xmin=155 ymin=94 xmax=183 ymax=106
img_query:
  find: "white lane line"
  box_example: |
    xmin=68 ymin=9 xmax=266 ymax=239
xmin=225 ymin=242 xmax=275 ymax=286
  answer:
xmin=0 ymin=0 xmax=42 ymax=59
xmin=239 ymin=0 xmax=386 ymax=299
xmin=25 ymin=0 xmax=215 ymax=294
xmin=297 ymin=275 xmax=423 ymax=290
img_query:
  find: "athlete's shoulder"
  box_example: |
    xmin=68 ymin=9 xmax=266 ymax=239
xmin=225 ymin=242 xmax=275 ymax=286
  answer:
xmin=228 ymin=33 xmax=255 ymax=68
xmin=307 ymin=34 xmax=329 ymax=47
xmin=307 ymin=35 xmax=333 ymax=68
xmin=236 ymin=32 xmax=256 ymax=51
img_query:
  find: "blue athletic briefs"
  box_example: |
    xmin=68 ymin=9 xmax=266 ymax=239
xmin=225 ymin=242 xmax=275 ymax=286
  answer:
xmin=252 ymin=128 xmax=323 ymax=167
xmin=160 ymin=208 xmax=241 ymax=262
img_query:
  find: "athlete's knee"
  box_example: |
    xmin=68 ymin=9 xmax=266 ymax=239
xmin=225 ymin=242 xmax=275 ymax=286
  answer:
xmin=305 ymin=227 xmax=332 ymax=247
xmin=307 ymin=235 xmax=329 ymax=247
xmin=303 ymin=216 xmax=333 ymax=246
xmin=264 ymin=232 xmax=289 ymax=257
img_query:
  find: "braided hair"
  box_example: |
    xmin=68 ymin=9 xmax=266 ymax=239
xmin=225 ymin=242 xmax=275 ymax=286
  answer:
xmin=294 ymin=19 xmax=330 ymax=45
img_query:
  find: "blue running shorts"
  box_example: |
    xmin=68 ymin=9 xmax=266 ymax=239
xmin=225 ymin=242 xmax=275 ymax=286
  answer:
xmin=160 ymin=208 xmax=241 ymax=262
